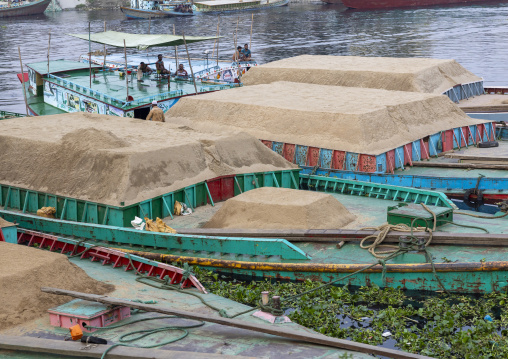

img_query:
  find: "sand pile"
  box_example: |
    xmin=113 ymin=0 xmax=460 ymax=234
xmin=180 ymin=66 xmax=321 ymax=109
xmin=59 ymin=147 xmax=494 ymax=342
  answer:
xmin=0 ymin=217 xmax=14 ymax=228
xmin=0 ymin=113 xmax=296 ymax=206
xmin=204 ymin=187 xmax=356 ymax=229
xmin=166 ymin=82 xmax=489 ymax=155
xmin=0 ymin=242 xmax=113 ymax=330
xmin=242 ymin=55 xmax=482 ymax=94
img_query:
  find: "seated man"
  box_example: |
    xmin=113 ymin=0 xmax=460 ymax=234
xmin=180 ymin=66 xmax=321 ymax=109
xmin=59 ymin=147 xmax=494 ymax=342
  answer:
xmin=241 ymin=44 xmax=251 ymax=61
xmin=232 ymin=46 xmax=244 ymax=62
xmin=138 ymin=62 xmax=152 ymax=74
xmin=174 ymin=64 xmax=188 ymax=77
xmin=155 ymin=54 xmax=170 ymax=75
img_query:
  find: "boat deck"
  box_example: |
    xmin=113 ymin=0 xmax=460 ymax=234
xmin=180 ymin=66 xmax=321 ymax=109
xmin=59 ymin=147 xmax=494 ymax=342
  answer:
xmin=45 ymin=68 xmax=235 ymax=112
xmin=0 ymin=253 xmax=369 ymax=359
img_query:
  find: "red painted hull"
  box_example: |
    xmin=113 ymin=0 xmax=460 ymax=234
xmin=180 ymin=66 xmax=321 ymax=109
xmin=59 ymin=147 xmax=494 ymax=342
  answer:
xmin=341 ymin=0 xmax=503 ymax=9
xmin=0 ymin=0 xmax=51 ymax=17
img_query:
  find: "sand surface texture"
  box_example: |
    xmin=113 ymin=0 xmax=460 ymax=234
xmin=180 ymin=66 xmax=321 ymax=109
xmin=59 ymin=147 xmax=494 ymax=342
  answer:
xmin=204 ymin=187 xmax=356 ymax=229
xmin=167 ymin=82 xmax=489 ymax=155
xmin=242 ymin=55 xmax=482 ymax=94
xmin=0 ymin=242 xmax=113 ymax=330
xmin=0 ymin=217 xmax=14 ymax=228
xmin=0 ymin=113 xmax=295 ymax=206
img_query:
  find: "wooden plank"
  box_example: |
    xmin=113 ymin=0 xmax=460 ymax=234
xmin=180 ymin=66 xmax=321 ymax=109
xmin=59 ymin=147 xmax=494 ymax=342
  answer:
xmin=177 ymin=228 xmax=508 ymax=246
xmin=412 ymin=162 xmax=508 ymax=170
xmin=41 ymin=287 xmax=433 ymax=359
xmin=0 ymin=335 xmax=246 ymax=359
xmin=445 ymin=154 xmax=508 ymax=162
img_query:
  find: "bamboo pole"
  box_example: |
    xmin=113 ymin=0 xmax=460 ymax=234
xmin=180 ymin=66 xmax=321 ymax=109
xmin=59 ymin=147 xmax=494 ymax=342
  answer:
xmin=212 ymin=15 xmax=220 ymax=58
xmin=88 ymin=22 xmax=92 ymax=88
xmin=18 ymin=46 xmax=29 ymax=116
xmin=216 ymin=15 xmax=220 ymax=66
xmin=234 ymin=16 xmax=239 ymax=62
xmin=182 ymin=31 xmax=197 ymax=95
xmin=173 ymin=24 xmax=178 ymax=68
xmin=148 ymin=16 xmax=151 ymax=34
xmin=124 ymin=39 xmax=129 ymax=101
xmin=47 ymin=30 xmax=51 ymax=75
xmin=103 ymin=21 xmax=107 ymax=69
xmin=250 ymin=13 xmax=254 ymax=50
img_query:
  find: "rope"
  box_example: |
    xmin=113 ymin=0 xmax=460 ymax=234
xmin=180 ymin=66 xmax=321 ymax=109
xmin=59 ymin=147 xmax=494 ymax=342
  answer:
xmin=455 ymin=210 xmax=508 ymax=219
xmin=125 ymin=255 xmax=256 ymax=319
xmin=84 ymin=315 xmax=204 ymax=359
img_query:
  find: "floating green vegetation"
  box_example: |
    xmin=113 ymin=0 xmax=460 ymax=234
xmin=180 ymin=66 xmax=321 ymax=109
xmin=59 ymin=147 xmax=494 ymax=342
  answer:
xmin=194 ymin=269 xmax=508 ymax=358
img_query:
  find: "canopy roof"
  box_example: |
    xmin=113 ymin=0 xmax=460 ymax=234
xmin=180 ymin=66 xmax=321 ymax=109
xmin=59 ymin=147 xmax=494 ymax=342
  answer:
xmin=69 ymin=31 xmax=220 ymax=50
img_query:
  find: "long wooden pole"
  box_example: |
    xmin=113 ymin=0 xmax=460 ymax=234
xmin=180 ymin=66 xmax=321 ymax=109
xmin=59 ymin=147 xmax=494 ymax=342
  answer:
xmin=88 ymin=21 xmax=92 ymax=88
xmin=173 ymin=24 xmax=178 ymax=68
xmin=47 ymin=30 xmax=51 ymax=75
xmin=234 ymin=16 xmax=239 ymax=62
xmin=148 ymin=15 xmax=151 ymax=34
xmin=249 ymin=13 xmax=254 ymax=50
xmin=41 ymin=287 xmax=433 ymax=359
xmin=212 ymin=15 xmax=220 ymax=58
xmin=103 ymin=21 xmax=107 ymax=69
xmin=124 ymin=39 xmax=129 ymax=101
xmin=216 ymin=15 xmax=220 ymax=66
xmin=182 ymin=31 xmax=198 ymax=95
xmin=18 ymin=46 xmax=29 ymax=116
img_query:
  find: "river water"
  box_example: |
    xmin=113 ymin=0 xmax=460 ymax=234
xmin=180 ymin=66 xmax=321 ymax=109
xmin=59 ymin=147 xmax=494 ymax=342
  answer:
xmin=1 ymin=3 xmax=508 ymax=113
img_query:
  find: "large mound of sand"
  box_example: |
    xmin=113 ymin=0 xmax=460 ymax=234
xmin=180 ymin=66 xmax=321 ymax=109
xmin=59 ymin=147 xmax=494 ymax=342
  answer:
xmin=242 ymin=55 xmax=482 ymax=94
xmin=204 ymin=187 xmax=356 ymax=229
xmin=0 ymin=242 xmax=113 ymax=330
xmin=166 ymin=82 xmax=489 ymax=155
xmin=0 ymin=113 xmax=296 ymax=206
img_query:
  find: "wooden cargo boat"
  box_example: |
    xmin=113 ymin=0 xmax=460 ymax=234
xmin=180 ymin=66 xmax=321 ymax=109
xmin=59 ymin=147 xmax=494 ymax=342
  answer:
xmin=0 ymin=0 xmax=50 ymax=18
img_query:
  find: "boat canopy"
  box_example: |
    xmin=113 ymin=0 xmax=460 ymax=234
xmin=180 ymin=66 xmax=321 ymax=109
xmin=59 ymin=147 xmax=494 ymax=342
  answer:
xmin=69 ymin=31 xmax=220 ymax=50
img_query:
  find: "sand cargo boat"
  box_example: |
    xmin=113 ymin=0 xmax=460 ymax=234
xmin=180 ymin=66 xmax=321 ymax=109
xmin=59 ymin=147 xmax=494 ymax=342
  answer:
xmin=165 ymin=55 xmax=508 ymax=209
xmin=0 ymin=0 xmax=50 ymax=18
xmin=2 ymin=114 xmax=508 ymax=296
xmin=338 ymin=0 xmax=506 ymax=10
xmin=18 ymin=32 xmax=236 ymax=118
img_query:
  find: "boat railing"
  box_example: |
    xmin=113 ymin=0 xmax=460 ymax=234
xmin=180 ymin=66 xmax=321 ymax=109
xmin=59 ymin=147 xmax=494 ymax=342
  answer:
xmin=123 ymin=89 xmax=185 ymax=108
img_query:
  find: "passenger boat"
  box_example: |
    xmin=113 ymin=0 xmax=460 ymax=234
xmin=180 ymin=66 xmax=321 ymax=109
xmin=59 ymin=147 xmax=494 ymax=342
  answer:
xmin=339 ymin=0 xmax=506 ymax=10
xmin=0 ymin=0 xmax=50 ymax=18
xmin=121 ymin=0 xmax=195 ymax=19
xmin=17 ymin=31 xmax=236 ymax=118
xmin=192 ymin=0 xmax=290 ymax=13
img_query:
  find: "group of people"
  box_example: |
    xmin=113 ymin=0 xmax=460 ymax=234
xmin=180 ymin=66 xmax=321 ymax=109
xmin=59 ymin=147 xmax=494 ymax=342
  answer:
xmin=137 ymin=54 xmax=189 ymax=78
xmin=174 ymin=4 xmax=193 ymax=13
xmin=232 ymin=44 xmax=252 ymax=62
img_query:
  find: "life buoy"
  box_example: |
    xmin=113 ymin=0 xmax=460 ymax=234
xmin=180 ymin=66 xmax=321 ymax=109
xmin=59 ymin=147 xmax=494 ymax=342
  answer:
xmin=463 ymin=188 xmax=484 ymax=209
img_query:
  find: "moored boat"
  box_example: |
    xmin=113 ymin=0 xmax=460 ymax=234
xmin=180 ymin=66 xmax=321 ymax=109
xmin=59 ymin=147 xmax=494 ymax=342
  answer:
xmin=0 ymin=0 xmax=50 ymax=18
xmin=192 ymin=0 xmax=290 ymax=13
xmin=340 ymin=0 xmax=507 ymax=10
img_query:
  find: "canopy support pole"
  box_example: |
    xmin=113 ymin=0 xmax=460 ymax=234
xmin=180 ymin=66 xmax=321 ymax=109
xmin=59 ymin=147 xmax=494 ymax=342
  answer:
xmin=124 ymin=39 xmax=129 ymax=102
xmin=216 ymin=15 xmax=220 ymax=66
xmin=212 ymin=15 xmax=219 ymax=58
xmin=173 ymin=24 xmax=178 ymax=68
xmin=103 ymin=21 xmax=107 ymax=69
xmin=47 ymin=30 xmax=51 ymax=76
xmin=18 ymin=46 xmax=30 ymax=116
xmin=148 ymin=16 xmax=151 ymax=34
xmin=250 ymin=14 xmax=254 ymax=50
xmin=88 ymin=22 xmax=92 ymax=88
xmin=182 ymin=31 xmax=198 ymax=95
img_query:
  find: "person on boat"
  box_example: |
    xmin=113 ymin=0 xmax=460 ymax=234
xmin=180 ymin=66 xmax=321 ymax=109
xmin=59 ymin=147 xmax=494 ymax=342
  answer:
xmin=174 ymin=64 xmax=189 ymax=77
xmin=241 ymin=44 xmax=251 ymax=61
xmin=146 ymin=101 xmax=165 ymax=122
xmin=138 ymin=62 xmax=152 ymax=75
xmin=232 ymin=46 xmax=243 ymax=62
xmin=155 ymin=54 xmax=170 ymax=75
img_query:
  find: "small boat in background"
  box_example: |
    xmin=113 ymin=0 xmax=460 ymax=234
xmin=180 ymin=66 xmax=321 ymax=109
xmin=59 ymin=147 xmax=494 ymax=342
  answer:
xmin=192 ymin=0 xmax=290 ymax=13
xmin=121 ymin=0 xmax=194 ymax=19
xmin=0 ymin=0 xmax=51 ymax=18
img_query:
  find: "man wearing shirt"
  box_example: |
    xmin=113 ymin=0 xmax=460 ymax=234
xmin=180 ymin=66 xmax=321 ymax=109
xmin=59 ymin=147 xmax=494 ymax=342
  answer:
xmin=146 ymin=100 xmax=165 ymax=122
xmin=241 ymin=44 xmax=251 ymax=61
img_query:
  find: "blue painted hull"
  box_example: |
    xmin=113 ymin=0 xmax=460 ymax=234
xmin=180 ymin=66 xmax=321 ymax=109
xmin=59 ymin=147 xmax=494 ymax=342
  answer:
xmin=301 ymin=166 xmax=508 ymax=203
